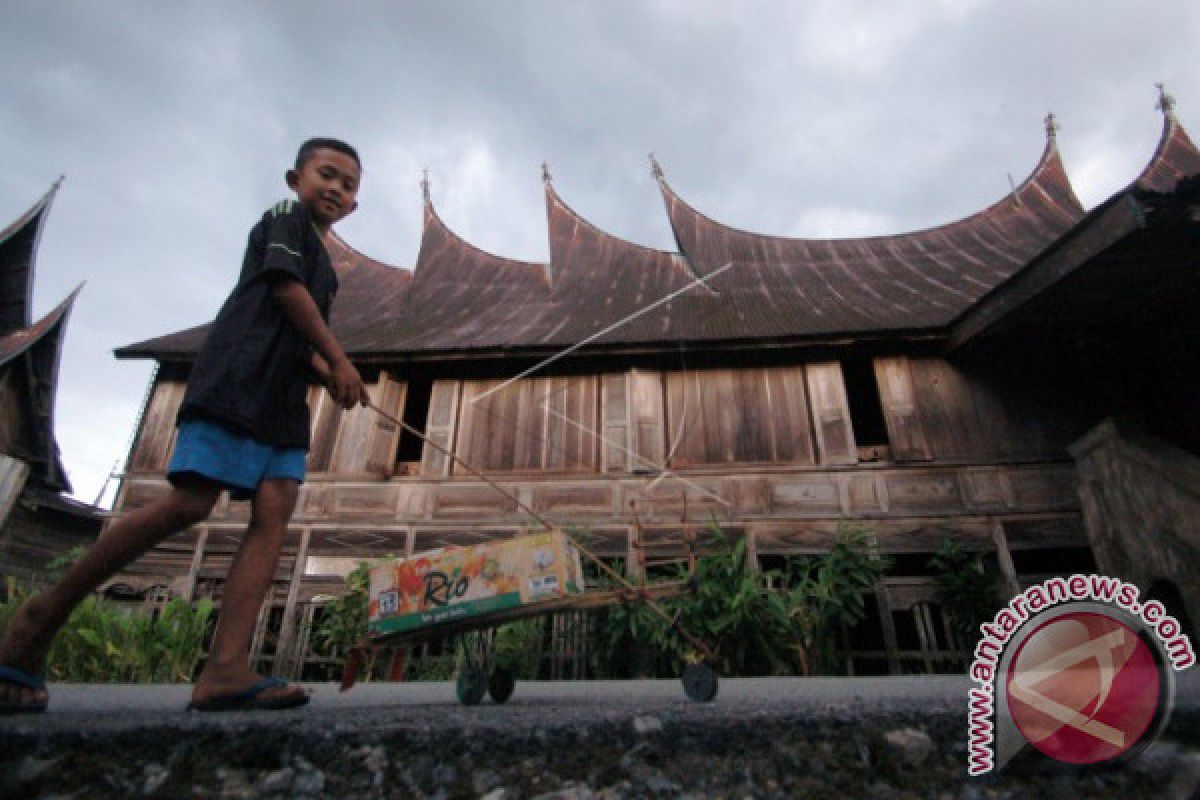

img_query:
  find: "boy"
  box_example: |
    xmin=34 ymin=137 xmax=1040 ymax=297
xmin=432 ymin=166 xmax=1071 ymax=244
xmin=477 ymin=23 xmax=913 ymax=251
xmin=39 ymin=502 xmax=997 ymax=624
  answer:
xmin=0 ymin=138 xmax=369 ymax=713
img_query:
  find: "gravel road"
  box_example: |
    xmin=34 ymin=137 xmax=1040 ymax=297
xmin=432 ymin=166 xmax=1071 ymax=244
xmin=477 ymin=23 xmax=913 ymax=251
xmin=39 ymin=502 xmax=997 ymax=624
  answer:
xmin=2 ymin=675 xmax=1199 ymax=799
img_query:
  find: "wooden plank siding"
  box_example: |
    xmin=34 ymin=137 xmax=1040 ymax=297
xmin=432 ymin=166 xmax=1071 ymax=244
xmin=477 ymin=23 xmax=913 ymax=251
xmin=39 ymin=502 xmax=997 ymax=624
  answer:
xmin=665 ymin=366 xmax=821 ymax=467
xmin=129 ymin=379 xmax=185 ymax=472
xmin=454 ymin=376 xmax=599 ymax=474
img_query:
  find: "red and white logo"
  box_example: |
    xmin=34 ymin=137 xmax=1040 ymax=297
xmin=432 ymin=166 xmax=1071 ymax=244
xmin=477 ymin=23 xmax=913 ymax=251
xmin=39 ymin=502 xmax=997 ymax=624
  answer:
xmin=1005 ymin=610 xmax=1161 ymax=765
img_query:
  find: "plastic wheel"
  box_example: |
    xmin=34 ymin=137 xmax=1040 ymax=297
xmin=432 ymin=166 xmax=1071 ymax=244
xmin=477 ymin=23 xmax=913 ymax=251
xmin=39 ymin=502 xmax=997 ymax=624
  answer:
xmin=487 ymin=667 xmax=515 ymax=704
xmin=681 ymin=663 xmax=718 ymax=702
xmin=456 ymin=668 xmax=487 ymax=705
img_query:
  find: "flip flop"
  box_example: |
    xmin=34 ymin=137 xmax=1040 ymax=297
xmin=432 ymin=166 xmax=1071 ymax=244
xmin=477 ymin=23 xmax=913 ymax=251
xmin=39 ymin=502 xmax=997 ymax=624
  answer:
xmin=186 ymin=676 xmax=310 ymax=712
xmin=0 ymin=664 xmax=48 ymax=715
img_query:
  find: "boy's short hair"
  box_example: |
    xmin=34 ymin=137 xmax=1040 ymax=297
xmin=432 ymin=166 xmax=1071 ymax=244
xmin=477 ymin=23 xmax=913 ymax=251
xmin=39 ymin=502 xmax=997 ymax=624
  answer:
xmin=295 ymin=138 xmax=361 ymax=171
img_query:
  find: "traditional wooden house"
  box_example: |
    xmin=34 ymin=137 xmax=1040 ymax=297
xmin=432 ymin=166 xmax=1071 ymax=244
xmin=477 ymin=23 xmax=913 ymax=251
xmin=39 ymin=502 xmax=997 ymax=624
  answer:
xmin=0 ymin=183 xmax=103 ymax=586
xmin=110 ymin=98 xmax=1199 ymax=677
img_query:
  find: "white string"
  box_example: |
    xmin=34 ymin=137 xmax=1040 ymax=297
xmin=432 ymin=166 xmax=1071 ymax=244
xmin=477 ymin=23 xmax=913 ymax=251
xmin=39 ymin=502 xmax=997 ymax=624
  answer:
xmin=472 ymin=261 xmax=735 ymax=403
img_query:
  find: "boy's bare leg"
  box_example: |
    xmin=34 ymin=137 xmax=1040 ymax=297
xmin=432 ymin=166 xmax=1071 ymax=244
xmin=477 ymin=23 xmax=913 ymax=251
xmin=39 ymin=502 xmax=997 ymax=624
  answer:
xmin=190 ymin=478 xmax=303 ymax=704
xmin=0 ymin=481 xmax=220 ymax=708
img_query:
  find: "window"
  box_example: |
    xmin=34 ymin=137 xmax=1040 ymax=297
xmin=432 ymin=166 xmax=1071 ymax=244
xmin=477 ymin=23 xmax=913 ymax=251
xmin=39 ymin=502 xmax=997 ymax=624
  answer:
xmin=395 ymin=378 xmax=432 ymax=469
xmin=840 ymin=357 xmax=889 ymax=448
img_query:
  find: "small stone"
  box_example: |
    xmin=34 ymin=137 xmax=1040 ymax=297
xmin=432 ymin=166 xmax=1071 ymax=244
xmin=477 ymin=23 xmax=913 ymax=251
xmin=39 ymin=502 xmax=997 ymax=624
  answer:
xmin=260 ymin=767 xmax=294 ymax=794
xmin=292 ymin=770 xmax=325 ymax=797
xmin=633 ymin=715 xmax=664 ymax=735
xmin=474 ymin=769 xmax=504 ymax=794
xmin=363 ymin=746 xmax=387 ymax=774
xmin=480 ymin=789 xmax=514 ymax=800
xmin=142 ymin=764 xmax=169 ymax=795
xmin=883 ymin=727 xmax=933 ymax=767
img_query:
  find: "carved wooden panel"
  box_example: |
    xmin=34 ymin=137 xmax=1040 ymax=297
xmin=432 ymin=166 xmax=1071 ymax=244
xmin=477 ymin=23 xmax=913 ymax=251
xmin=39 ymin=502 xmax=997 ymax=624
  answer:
xmin=847 ymin=475 xmax=884 ymax=512
xmin=884 ymin=473 xmax=963 ymax=512
xmin=1009 ymin=466 xmax=1080 ymax=510
xmin=413 ymin=528 xmax=520 ymax=552
xmin=770 ymin=478 xmax=841 ymax=513
xmin=432 ymin=485 xmax=517 ymax=518
xmin=331 ymin=485 xmax=401 ymax=517
xmin=532 ymin=485 xmax=613 ymax=514
xmin=961 ymin=467 xmax=1012 ymax=510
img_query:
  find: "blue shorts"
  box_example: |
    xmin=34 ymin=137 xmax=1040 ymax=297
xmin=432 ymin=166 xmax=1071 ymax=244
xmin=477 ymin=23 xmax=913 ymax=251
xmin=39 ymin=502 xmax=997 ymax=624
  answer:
xmin=167 ymin=420 xmax=306 ymax=500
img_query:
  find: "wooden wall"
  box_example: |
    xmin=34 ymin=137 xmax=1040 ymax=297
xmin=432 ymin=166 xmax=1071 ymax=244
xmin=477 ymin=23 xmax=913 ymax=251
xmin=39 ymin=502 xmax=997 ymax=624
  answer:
xmin=127 ymin=356 xmax=1081 ymax=490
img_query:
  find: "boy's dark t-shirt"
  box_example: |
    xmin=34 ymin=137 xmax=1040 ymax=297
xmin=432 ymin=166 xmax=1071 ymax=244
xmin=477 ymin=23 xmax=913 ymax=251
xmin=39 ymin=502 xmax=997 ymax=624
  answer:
xmin=177 ymin=200 xmax=338 ymax=449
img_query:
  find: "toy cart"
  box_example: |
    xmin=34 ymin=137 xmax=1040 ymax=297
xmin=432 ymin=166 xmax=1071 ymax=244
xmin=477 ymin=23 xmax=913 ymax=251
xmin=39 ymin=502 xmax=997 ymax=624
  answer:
xmin=340 ymin=403 xmax=720 ymax=705
xmin=360 ymin=578 xmax=717 ymax=706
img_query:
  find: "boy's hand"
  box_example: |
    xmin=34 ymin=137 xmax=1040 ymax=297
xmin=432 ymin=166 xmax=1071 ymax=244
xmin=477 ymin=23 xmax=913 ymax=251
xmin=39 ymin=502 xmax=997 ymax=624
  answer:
xmin=329 ymin=356 xmax=369 ymax=410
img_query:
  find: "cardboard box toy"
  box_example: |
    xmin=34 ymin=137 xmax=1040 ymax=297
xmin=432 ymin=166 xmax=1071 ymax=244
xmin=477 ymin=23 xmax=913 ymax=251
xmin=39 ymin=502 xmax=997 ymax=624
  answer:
xmin=368 ymin=531 xmax=586 ymax=636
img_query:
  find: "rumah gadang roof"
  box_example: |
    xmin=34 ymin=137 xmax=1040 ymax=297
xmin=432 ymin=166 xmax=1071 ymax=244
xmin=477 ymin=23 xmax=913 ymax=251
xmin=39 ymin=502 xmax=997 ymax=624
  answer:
xmin=952 ymin=91 xmax=1200 ymax=352
xmin=0 ymin=180 xmax=60 ymax=338
xmin=0 ymin=181 xmax=80 ymax=493
xmin=118 ymin=105 xmax=1196 ymax=363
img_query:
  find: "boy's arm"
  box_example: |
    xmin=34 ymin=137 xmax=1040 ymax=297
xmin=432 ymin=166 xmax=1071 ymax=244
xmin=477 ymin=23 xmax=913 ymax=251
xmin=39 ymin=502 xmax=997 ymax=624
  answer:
xmin=272 ymin=280 xmax=369 ymax=409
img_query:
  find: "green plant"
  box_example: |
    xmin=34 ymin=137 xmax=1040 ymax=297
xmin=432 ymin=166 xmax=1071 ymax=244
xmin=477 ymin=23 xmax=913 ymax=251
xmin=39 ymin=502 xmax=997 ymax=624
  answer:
xmin=787 ymin=521 xmax=892 ymax=674
xmin=0 ymin=583 xmax=213 ymax=683
xmin=673 ymin=532 xmax=802 ymax=677
xmin=927 ymin=539 xmax=1003 ymax=658
xmin=493 ymin=618 xmax=544 ymax=679
xmin=311 ymin=561 xmax=373 ymax=676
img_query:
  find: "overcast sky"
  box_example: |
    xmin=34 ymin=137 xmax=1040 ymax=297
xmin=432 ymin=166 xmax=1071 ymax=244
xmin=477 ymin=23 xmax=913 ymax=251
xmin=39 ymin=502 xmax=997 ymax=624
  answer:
xmin=2 ymin=1 xmax=1197 ymax=506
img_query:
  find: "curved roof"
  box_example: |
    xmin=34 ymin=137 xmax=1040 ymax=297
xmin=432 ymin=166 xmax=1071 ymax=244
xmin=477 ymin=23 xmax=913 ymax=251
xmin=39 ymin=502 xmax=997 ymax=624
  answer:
xmin=1134 ymin=102 xmax=1200 ymax=193
xmin=395 ymin=196 xmax=554 ymax=351
xmin=119 ymin=107 xmax=1197 ymax=363
xmin=0 ymin=285 xmax=81 ymax=492
xmin=657 ymin=129 xmax=1085 ymax=333
xmin=0 ymin=179 xmax=61 ymax=337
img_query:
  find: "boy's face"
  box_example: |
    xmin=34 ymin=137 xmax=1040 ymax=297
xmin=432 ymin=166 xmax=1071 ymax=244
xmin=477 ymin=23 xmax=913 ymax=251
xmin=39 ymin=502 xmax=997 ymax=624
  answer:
xmin=286 ymin=148 xmax=361 ymax=230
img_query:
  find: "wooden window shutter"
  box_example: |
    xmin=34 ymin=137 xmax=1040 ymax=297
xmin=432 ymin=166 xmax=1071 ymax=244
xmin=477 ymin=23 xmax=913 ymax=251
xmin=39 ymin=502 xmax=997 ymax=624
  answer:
xmin=364 ymin=374 xmax=406 ymax=475
xmin=873 ymin=356 xmax=931 ymax=461
xmin=630 ymin=369 xmax=664 ymax=471
xmin=601 ymin=373 xmax=629 ymax=472
xmin=130 ymin=379 xmax=186 ymax=472
xmin=805 ymin=361 xmax=857 ymax=465
xmin=306 ymin=387 xmax=341 ymax=472
xmin=764 ymin=366 xmax=816 ymax=465
xmin=421 ymin=380 xmax=462 ymax=477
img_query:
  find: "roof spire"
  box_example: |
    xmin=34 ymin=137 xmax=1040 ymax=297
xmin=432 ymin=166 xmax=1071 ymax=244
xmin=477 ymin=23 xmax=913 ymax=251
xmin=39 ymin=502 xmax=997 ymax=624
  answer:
xmin=541 ymin=161 xmax=552 ymax=184
xmin=1156 ymin=82 xmax=1177 ymax=117
xmin=420 ymin=168 xmax=431 ymax=205
xmin=649 ymin=153 xmax=664 ymax=181
xmin=1043 ymin=112 xmax=1059 ymax=141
